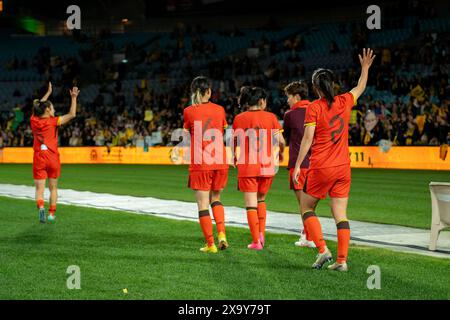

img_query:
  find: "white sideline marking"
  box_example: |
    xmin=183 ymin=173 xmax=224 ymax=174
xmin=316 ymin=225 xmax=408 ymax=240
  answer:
xmin=0 ymin=183 xmax=449 ymax=259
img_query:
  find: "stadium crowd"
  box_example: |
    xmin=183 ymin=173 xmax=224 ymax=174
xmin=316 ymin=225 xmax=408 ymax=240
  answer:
xmin=0 ymin=7 xmax=449 ymax=149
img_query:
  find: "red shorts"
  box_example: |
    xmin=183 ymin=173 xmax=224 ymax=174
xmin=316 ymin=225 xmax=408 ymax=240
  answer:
xmin=289 ymin=168 xmax=308 ymax=190
xmin=188 ymin=169 xmax=229 ymax=191
xmin=238 ymin=176 xmax=274 ymax=194
xmin=33 ymin=152 xmax=61 ymax=180
xmin=303 ymin=164 xmax=351 ymax=199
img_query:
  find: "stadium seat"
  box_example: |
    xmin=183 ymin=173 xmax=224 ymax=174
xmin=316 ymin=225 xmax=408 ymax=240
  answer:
xmin=429 ymin=182 xmax=450 ymax=251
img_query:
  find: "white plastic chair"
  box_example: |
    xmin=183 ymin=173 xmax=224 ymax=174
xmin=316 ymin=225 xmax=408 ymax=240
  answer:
xmin=429 ymin=182 xmax=450 ymax=251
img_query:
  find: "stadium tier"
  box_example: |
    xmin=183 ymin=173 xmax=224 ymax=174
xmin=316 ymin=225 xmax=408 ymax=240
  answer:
xmin=0 ymin=10 xmax=449 ymax=150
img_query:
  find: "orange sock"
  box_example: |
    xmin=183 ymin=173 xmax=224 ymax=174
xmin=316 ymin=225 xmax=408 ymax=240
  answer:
xmin=337 ymin=220 xmax=350 ymax=264
xmin=246 ymin=207 xmax=260 ymax=243
xmin=211 ymin=201 xmax=225 ymax=234
xmin=257 ymin=200 xmax=266 ymax=236
xmin=302 ymin=211 xmax=327 ymax=253
xmin=301 ymin=215 xmax=312 ymax=241
xmin=49 ymin=205 xmax=57 ymax=216
xmin=36 ymin=199 xmax=44 ymax=209
xmin=199 ymin=210 xmax=214 ymax=246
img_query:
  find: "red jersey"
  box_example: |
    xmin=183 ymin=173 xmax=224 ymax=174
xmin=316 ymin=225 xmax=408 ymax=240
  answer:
xmin=232 ymin=110 xmax=282 ymax=177
xmin=183 ymin=102 xmax=228 ymax=171
xmin=304 ymin=92 xmax=356 ymax=169
xmin=30 ymin=115 xmax=61 ymax=155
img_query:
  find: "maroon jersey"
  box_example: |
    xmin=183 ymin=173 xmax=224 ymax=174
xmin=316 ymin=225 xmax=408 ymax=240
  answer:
xmin=283 ymin=100 xmax=311 ymax=169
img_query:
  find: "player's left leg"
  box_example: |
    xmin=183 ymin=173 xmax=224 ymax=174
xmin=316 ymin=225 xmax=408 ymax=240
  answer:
xmin=327 ymin=164 xmax=351 ymax=271
xmin=196 ymin=190 xmax=217 ymax=253
xmin=47 ymin=178 xmax=58 ymax=221
xmin=244 ymin=191 xmax=263 ymax=250
xmin=256 ymin=176 xmax=274 ymax=247
xmin=210 ymin=169 xmax=229 ymax=250
xmin=301 ymin=169 xmax=333 ymax=268
xmin=210 ymin=190 xmax=228 ymax=250
xmin=327 ymin=197 xmax=350 ymax=272
xmin=34 ymin=179 xmax=46 ymax=223
xmin=257 ymin=192 xmax=267 ymax=246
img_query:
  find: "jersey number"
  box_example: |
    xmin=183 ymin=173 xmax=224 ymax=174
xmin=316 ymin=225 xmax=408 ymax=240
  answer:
xmin=329 ymin=115 xmax=344 ymax=144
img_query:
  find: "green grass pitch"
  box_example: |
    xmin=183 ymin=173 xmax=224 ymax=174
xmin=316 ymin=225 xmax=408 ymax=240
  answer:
xmin=0 ymin=164 xmax=449 ymax=299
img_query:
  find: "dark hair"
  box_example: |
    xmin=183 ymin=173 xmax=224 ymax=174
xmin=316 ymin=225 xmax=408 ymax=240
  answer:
xmin=32 ymin=99 xmax=51 ymax=117
xmin=312 ymin=68 xmax=335 ymax=108
xmin=247 ymin=87 xmax=268 ymax=107
xmin=238 ymin=86 xmax=252 ymax=109
xmin=190 ymin=76 xmax=211 ymax=105
xmin=284 ymin=80 xmax=308 ymax=99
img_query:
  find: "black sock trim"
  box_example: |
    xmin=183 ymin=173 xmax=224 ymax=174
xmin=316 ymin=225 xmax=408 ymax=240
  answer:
xmin=302 ymin=211 xmax=316 ymax=221
xmin=257 ymin=200 xmax=265 ymax=203
xmin=337 ymin=221 xmax=350 ymax=229
xmin=246 ymin=207 xmax=258 ymax=211
xmin=199 ymin=210 xmax=210 ymax=217
xmin=211 ymin=201 xmax=222 ymax=208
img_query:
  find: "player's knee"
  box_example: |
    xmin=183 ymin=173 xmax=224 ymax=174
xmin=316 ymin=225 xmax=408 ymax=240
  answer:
xmin=209 ymin=192 xmax=221 ymax=203
xmin=257 ymin=193 xmax=266 ymax=202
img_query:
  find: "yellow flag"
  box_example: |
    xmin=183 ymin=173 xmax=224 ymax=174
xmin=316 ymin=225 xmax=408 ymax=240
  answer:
xmin=410 ymin=85 xmax=425 ymax=102
xmin=415 ymin=115 xmax=426 ymax=134
xmin=144 ymin=110 xmax=153 ymax=122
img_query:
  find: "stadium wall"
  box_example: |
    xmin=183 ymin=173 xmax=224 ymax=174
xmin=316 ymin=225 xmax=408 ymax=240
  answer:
xmin=0 ymin=147 xmax=448 ymax=170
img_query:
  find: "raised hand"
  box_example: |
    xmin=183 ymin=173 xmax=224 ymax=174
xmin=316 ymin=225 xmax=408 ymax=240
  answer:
xmin=358 ymin=48 xmax=376 ymax=69
xmin=40 ymin=81 xmax=53 ymax=102
xmin=70 ymin=87 xmax=80 ymax=98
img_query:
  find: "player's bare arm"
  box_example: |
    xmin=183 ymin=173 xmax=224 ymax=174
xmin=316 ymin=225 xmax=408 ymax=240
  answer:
xmin=40 ymin=82 xmax=52 ymax=102
xmin=274 ymin=131 xmax=286 ymax=162
xmin=350 ymin=48 xmax=376 ymax=102
xmin=231 ymin=135 xmax=238 ymax=168
xmin=59 ymin=87 xmax=80 ymax=126
xmin=293 ymin=125 xmax=315 ymax=184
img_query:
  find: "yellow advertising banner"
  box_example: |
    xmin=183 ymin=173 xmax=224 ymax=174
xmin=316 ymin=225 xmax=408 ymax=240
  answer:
xmin=0 ymin=146 xmax=448 ymax=170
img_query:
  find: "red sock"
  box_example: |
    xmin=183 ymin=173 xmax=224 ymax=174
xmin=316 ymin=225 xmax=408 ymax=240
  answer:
xmin=36 ymin=199 xmax=44 ymax=209
xmin=49 ymin=205 xmax=57 ymax=216
xmin=257 ymin=201 xmax=266 ymax=236
xmin=246 ymin=207 xmax=260 ymax=244
xmin=337 ymin=220 xmax=350 ymax=264
xmin=211 ymin=201 xmax=225 ymax=234
xmin=302 ymin=211 xmax=327 ymax=253
xmin=199 ymin=210 xmax=214 ymax=246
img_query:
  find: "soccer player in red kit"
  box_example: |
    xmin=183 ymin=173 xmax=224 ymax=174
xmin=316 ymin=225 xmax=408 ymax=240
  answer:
xmin=232 ymin=87 xmax=285 ymax=250
xmin=31 ymin=82 xmax=80 ymax=223
xmin=282 ymin=81 xmax=315 ymax=248
xmin=293 ymin=48 xmax=375 ymax=271
xmin=183 ymin=76 xmax=229 ymax=253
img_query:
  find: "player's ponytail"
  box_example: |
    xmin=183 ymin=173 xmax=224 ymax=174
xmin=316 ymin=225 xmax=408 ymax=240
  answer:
xmin=190 ymin=76 xmax=211 ymax=105
xmin=238 ymin=86 xmax=252 ymax=109
xmin=32 ymin=99 xmax=51 ymax=117
xmin=312 ymin=68 xmax=335 ymax=108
